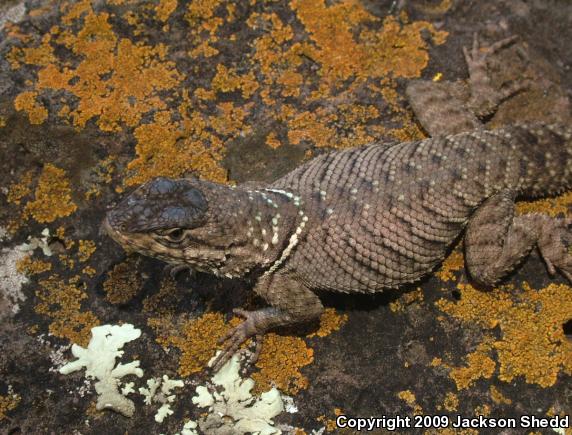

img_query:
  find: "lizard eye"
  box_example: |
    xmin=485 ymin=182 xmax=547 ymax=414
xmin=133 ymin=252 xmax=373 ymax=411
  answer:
xmin=157 ymin=228 xmax=186 ymax=243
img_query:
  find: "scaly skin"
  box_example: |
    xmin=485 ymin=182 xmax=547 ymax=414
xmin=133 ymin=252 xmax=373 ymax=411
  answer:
xmin=104 ymin=36 xmax=572 ymax=371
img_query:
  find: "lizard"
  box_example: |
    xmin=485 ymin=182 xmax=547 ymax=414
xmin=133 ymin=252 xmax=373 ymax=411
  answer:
xmin=104 ymin=35 xmax=572 ymax=372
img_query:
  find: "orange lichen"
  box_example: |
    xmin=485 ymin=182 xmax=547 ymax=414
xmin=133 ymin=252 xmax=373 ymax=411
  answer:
xmin=316 ymin=413 xmax=339 ymax=433
xmin=102 ymin=257 xmax=142 ymax=304
xmin=389 ymin=287 xmax=424 ymax=313
xmin=8 ymin=34 xmax=55 ymax=69
xmin=265 ymin=132 xmax=281 ymax=149
xmin=77 ymin=240 xmax=96 ymax=262
xmin=84 ymin=156 xmax=115 ymax=200
xmin=23 ymin=164 xmax=77 ymax=223
xmin=149 ymin=312 xmax=239 ymax=376
xmin=448 ymin=341 xmax=496 ymax=390
xmin=516 ymin=191 xmax=572 ymax=217
xmin=35 ymin=275 xmax=100 ymax=346
xmin=437 ymin=282 xmax=572 ymax=388
xmin=11 ymin=5 xmax=182 ymax=132
xmin=435 ymin=250 xmax=464 ymax=282
xmin=125 ymin=110 xmax=228 ymax=186
xmin=291 ymin=1 xmax=447 ymax=83
xmin=14 ymin=91 xmax=48 ymax=125
xmin=16 ymin=255 xmax=52 ymax=275
xmin=186 ymin=0 xmax=223 ymax=31
xmin=443 ymin=391 xmax=459 ymax=412
xmin=6 ymin=170 xmax=34 ymax=205
xmin=0 ymin=392 xmax=21 ymax=421
xmin=211 ymin=64 xmax=259 ymax=99
xmin=55 ymin=226 xmax=75 ymax=250
xmin=252 ymin=333 xmax=314 ymax=394
xmin=156 ymin=0 xmax=178 ymax=22
xmin=489 ymin=385 xmax=512 ymax=405
xmin=397 ymin=390 xmax=423 ymax=414
xmin=307 ymin=308 xmax=348 ymax=338
xmin=82 ymin=266 xmax=96 ymax=277
xmin=143 ymin=279 xmax=183 ymax=317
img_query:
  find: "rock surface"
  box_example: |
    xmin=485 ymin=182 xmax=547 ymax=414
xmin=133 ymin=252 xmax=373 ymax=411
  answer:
xmin=0 ymin=0 xmax=571 ymax=434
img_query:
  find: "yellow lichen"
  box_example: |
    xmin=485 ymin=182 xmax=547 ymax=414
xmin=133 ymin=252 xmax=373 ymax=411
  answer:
xmin=265 ymin=131 xmax=281 ymax=149
xmin=397 ymin=390 xmax=423 ymax=414
xmin=16 ymin=255 xmax=52 ymax=275
xmin=6 ymin=170 xmax=34 ymax=205
xmin=14 ymin=91 xmax=48 ymax=125
xmin=149 ymin=312 xmax=238 ymax=376
xmin=23 ymin=164 xmax=77 ymax=223
xmin=252 ymin=333 xmax=314 ymax=395
xmin=435 ymin=250 xmax=465 ymax=282
xmin=211 ymin=64 xmax=259 ymax=99
xmin=437 ymin=282 xmax=572 ymax=388
xmin=0 ymin=392 xmax=21 ymax=421
xmin=291 ymin=1 xmax=447 ymax=83
xmin=102 ymin=257 xmax=142 ymax=304
xmin=35 ymin=275 xmax=100 ymax=346
xmin=84 ymin=156 xmax=116 ymax=200
xmin=316 ymin=413 xmax=339 ymax=433
xmin=307 ymin=308 xmax=348 ymax=338
xmin=443 ymin=391 xmax=458 ymax=411
xmin=8 ymin=33 xmax=55 ymax=69
xmin=156 ymin=0 xmax=178 ymax=22
xmin=82 ymin=266 xmax=96 ymax=277
xmin=448 ymin=341 xmax=496 ymax=390
xmin=516 ymin=191 xmax=572 ymax=217
xmin=489 ymin=385 xmax=512 ymax=405
xmin=77 ymin=240 xmax=96 ymax=262
xmin=389 ymin=287 xmax=424 ymax=312
xmin=142 ymin=277 xmax=183 ymax=315
xmin=125 ymin=110 xmax=228 ymax=186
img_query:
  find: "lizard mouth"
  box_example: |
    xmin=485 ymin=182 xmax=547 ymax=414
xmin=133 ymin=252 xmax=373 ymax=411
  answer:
xmin=101 ymin=215 xmax=132 ymax=251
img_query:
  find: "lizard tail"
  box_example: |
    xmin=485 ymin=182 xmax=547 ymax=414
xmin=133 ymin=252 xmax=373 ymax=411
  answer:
xmin=508 ymin=123 xmax=572 ymax=198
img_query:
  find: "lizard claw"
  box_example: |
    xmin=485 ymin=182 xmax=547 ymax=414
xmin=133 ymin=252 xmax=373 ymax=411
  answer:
xmin=211 ymin=309 xmax=263 ymax=372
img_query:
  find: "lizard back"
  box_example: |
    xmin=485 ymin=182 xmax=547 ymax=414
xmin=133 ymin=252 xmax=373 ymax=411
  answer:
xmin=270 ymin=123 xmax=572 ymax=293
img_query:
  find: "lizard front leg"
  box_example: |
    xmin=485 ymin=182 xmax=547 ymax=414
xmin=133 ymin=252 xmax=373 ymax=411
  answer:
xmin=211 ymin=271 xmax=324 ymax=371
xmin=465 ymin=189 xmax=572 ymax=286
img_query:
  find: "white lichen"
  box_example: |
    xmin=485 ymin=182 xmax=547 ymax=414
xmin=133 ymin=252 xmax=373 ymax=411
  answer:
xmin=20 ymin=228 xmax=53 ymax=256
xmin=139 ymin=375 xmax=184 ymax=423
xmin=178 ymin=420 xmax=199 ymax=435
xmin=0 ymin=243 xmax=29 ymax=318
xmin=192 ymin=352 xmax=284 ymax=435
xmin=121 ymin=382 xmax=135 ymax=396
xmin=59 ymin=324 xmax=143 ymax=417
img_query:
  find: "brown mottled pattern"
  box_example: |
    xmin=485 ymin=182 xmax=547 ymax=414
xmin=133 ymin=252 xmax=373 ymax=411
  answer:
xmin=272 ymin=124 xmax=572 ymax=292
xmin=105 ymin=36 xmax=572 ymax=371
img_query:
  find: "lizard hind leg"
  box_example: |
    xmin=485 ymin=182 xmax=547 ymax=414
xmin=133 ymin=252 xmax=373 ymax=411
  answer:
xmin=465 ymin=189 xmax=572 ymax=287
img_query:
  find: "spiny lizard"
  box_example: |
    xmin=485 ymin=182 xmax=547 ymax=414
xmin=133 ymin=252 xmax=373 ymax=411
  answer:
xmin=104 ymin=35 xmax=572 ymax=371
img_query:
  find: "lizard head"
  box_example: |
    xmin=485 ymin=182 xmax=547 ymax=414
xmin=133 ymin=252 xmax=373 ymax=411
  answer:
xmin=103 ymin=177 xmax=232 ymax=273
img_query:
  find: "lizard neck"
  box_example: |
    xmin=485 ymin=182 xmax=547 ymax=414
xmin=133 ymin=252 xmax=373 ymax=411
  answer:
xmin=202 ymin=186 xmax=306 ymax=278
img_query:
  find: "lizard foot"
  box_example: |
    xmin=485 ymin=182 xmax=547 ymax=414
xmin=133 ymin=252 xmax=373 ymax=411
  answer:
xmin=211 ymin=308 xmax=266 ymax=372
xmin=464 ymin=33 xmax=529 ymax=117
xmin=538 ymin=217 xmax=572 ymax=282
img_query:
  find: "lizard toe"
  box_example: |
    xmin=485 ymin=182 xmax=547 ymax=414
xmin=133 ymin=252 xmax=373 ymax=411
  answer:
xmin=538 ymin=218 xmax=572 ymax=282
xmin=212 ymin=311 xmax=261 ymax=371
